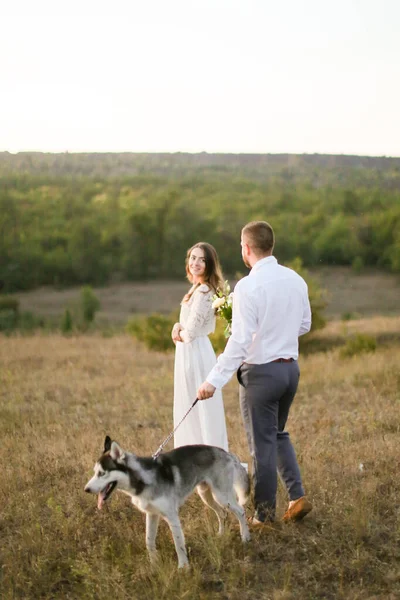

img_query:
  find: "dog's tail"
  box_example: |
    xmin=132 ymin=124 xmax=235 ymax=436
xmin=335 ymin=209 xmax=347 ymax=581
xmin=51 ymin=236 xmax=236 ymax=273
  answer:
xmin=232 ymin=454 xmax=250 ymax=506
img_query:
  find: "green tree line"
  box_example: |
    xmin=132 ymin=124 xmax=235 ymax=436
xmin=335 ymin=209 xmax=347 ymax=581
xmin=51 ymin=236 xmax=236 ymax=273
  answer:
xmin=1 ymin=152 xmax=400 ymax=292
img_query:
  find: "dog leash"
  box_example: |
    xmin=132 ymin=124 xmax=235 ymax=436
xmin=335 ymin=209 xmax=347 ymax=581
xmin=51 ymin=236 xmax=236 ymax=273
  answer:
xmin=152 ymin=398 xmax=199 ymax=460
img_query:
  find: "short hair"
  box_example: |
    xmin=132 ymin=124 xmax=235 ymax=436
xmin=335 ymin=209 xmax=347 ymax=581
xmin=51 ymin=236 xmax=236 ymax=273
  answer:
xmin=242 ymin=221 xmax=275 ymax=256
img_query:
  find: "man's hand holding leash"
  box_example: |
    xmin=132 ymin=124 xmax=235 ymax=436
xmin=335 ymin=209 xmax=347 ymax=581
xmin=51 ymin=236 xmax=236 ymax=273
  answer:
xmin=197 ymin=381 xmax=216 ymax=400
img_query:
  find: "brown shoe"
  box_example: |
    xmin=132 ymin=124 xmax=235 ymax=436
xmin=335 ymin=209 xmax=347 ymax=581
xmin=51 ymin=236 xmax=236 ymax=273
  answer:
xmin=247 ymin=516 xmax=281 ymax=531
xmin=282 ymin=496 xmax=312 ymax=523
xmin=248 ymin=516 xmax=267 ymax=528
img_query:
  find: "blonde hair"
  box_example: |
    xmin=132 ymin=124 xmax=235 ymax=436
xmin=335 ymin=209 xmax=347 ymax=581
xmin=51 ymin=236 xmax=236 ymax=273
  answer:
xmin=182 ymin=242 xmax=224 ymax=302
xmin=242 ymin=221 xmax=275 ymax=256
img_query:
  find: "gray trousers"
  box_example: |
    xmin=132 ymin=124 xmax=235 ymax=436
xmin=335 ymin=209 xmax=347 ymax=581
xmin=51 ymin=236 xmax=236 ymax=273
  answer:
xmin=238 ymin=360 xmax=305 ymax=522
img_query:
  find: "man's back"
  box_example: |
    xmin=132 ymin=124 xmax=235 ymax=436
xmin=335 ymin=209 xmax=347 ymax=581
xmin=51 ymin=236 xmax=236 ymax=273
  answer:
xmin=234 ymin=256 xmax=311 ymax=364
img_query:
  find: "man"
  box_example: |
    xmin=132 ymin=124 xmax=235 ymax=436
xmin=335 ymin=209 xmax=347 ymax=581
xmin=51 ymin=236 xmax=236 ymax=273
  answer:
xmin=197 ymin=221 xmax=312 ymax=524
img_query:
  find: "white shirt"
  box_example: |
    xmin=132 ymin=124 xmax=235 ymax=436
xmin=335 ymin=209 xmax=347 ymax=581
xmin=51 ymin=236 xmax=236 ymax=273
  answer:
xmin=206 ymin=256 xmax=312 ymax=389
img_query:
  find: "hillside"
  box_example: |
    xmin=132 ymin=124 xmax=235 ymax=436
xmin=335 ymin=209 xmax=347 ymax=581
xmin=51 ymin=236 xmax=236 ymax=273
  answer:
xmin=1 ymin=151 xmax=400 ymax=184
xmin=12 ymin=267 xmax=400 ymax=326
xmin=1 ymin=151 xmax=400 ymax=293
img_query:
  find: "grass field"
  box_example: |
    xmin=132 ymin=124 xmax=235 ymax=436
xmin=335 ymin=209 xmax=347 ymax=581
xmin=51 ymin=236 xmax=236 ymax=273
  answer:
xmin=1 ymin=314 xmax=400 ymax=599
xmin=13 ymin=267 xmax=400 ymax=325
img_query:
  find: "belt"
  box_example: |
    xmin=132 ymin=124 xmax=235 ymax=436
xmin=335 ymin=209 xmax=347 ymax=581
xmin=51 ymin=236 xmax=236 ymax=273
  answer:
xmin=272 ymin=358 xmax=294 ymax=363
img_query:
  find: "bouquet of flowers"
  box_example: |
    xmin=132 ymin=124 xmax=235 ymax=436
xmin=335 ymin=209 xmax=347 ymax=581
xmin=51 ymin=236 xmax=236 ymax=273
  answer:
xmin=212 ymin=281 xmax=233 ymax=338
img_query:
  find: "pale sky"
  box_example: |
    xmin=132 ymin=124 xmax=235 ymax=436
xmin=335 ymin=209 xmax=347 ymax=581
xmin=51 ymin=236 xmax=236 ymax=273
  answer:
xmin=1 ymin=0 xmax=399 ymax=156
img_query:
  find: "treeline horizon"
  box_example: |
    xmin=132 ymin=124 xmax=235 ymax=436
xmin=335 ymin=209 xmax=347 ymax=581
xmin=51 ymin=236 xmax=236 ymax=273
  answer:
xmin=1 ymin=152 xmax=400 ymax=292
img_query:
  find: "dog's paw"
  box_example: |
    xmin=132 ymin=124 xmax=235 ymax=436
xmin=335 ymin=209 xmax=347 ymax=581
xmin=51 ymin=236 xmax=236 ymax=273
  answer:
xmin=177 ymin=558 xmax=190 ymax=569
xmin=241 ymin=530 xmax=251 ymax=543
xmin=148 ymin=550 xmax=159 ymax=566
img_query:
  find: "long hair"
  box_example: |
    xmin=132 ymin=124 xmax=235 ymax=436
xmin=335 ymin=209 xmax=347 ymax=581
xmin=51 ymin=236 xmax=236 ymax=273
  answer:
xmin=183 ymin=242 xmax=225 ymax=301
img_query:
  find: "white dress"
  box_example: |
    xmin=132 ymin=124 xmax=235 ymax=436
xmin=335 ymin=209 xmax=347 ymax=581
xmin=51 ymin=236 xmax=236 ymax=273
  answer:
xmin=173 ymin=284 xmax=229 ymax=450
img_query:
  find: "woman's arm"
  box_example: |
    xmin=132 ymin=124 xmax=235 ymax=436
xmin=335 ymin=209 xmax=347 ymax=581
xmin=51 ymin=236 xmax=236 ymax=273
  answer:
xmin=179 ymin=286 xmax=213 ymax=343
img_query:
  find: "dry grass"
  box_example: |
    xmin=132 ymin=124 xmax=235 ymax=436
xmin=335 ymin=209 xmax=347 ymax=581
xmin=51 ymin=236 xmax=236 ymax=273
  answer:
xmin=15 ymin=281 xmax=189 ymax=324
xmin=301 ymin=315 xmax=400 ymax=356
xmin=13 ymin=267 xmax=400 ymax=325
xmin=310 ymin=267 xmax=400 ymax=319
xmin=1 ymin=325 xmax=400 ymax=599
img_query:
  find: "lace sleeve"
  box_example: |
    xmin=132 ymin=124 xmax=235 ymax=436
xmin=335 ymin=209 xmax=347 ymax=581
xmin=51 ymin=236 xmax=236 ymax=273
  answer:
xmin=180 ymin=286 xmax=213 ymax=343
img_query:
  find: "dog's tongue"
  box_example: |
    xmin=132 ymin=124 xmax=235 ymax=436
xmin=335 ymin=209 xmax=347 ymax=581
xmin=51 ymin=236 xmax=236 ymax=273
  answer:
xmin=97 ymin=493 xmax=105 ymax=510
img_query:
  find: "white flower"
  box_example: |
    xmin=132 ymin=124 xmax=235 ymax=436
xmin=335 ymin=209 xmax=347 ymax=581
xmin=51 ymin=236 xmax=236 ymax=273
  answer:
xmin=212 ymin=297 xmax=226 ymax=309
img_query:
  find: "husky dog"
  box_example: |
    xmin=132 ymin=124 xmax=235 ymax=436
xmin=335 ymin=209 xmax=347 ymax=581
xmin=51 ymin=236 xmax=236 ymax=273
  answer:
xmin=84 ymin=436 xmax=251 ymax=568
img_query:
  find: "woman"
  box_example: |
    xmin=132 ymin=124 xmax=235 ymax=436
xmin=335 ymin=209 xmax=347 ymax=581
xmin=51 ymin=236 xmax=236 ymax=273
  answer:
xmin=171 ymin=242 xmax=228 ymax=450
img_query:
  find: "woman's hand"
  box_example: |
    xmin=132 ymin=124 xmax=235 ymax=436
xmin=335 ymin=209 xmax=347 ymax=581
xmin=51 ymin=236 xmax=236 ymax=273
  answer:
xmin=171 ymin=323 xmax=183 ymax=344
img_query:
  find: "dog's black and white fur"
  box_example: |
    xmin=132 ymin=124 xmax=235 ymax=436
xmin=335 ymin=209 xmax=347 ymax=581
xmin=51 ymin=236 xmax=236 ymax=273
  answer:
xmin=84 ymin=436 xmax=251 ymax=567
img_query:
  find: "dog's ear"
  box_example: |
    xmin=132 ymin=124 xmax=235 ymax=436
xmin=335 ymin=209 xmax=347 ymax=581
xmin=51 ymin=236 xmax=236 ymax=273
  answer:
xmin=104 ymin=436 xmax=112 ymax=453
xmin=110 ymin=441 xmax=125 ymax=461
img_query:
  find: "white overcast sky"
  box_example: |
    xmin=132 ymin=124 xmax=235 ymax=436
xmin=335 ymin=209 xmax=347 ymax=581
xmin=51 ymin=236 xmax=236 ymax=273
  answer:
xmin=1 ymin=0 xmax=399 ymax=156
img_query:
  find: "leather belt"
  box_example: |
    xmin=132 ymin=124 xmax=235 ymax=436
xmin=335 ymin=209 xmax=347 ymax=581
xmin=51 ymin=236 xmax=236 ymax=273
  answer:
xmin=272 ymin=358 xmax=294 ymax=363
